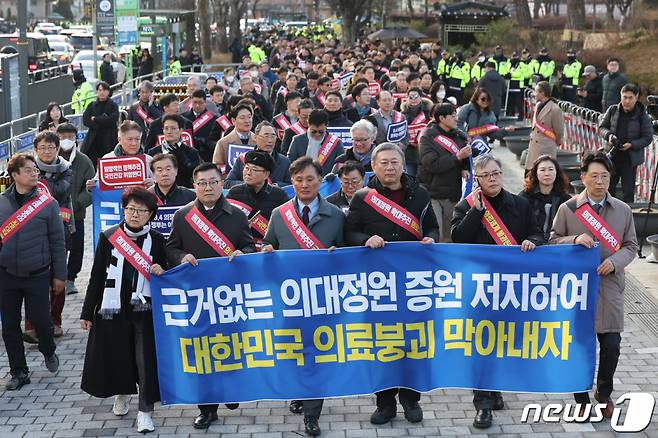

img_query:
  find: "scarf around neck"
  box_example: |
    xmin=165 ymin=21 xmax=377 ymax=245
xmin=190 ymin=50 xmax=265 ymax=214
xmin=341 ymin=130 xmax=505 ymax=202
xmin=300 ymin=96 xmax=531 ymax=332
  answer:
xmin=36 ymin=155 xmax=70 ymax=178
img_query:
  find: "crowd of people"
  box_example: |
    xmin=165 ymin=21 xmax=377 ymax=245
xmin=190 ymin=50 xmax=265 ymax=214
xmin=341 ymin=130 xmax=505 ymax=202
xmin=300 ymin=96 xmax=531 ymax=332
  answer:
xmin=0 ymin=33 xmax=652 ymax=436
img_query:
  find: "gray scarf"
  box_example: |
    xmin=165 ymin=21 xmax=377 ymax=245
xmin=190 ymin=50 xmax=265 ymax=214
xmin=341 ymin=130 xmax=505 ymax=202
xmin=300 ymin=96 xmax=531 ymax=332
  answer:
xmin=35 ymin=155 xmax=70 ymax=178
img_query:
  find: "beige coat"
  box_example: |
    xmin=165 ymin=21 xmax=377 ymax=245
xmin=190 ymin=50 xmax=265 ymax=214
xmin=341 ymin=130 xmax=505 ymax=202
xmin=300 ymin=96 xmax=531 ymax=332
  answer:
xmin=550 ymin=191 xmax=638 ymax=333
xmin=526 ymin=99 xmax=565 ymax=169
xmin=212 ymin=130 xmax=257 ymax=168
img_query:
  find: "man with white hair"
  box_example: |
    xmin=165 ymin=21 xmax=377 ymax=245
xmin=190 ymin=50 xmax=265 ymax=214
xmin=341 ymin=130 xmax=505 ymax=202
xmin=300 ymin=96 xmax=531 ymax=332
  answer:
xmin=179 ymin=76 xmax=218 ymax=114
xmin=332 ymin=119 xmax=376 ymax=172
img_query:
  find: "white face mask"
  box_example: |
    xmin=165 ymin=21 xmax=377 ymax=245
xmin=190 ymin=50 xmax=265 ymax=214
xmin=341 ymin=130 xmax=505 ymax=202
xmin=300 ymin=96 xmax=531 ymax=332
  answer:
xmin=437 ymin=90 xmax=446 ymax=99
xmin=250 ymin=71 xmax=259 ymax=78
xmin=60 ymin=138 xmax=75 ymax=151
xmin=478 ymin=56 xmax=486 ymax=63
xmin=226 ymin=75 xmax=235 ymax=82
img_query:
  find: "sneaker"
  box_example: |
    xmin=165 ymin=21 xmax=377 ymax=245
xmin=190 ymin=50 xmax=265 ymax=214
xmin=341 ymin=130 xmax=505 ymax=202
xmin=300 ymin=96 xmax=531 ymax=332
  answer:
xmin=23 ymin=330 xmax=39 ymax=344
xmin=65 ymin=280 xmax=78 ymax=295
xmin=137 ymin=411 xmax=155 ymax=433
xmin=113 ymin=394 xmax=130 ymax=416
xmin=400 ymin=399 xmax=423 ymax=423
xmin=5 ymin=372 xmax=30 ymax=391
xmin=54 ymin=326 xmax=64 ymax=337
xmin=44 ymin=353 xmax=59 ymax=373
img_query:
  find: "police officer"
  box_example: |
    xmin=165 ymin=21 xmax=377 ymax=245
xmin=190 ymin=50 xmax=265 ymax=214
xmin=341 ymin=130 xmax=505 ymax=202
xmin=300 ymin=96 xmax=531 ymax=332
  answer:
xmin=447 ymin=52 xmax=470 ymax=105
xmin=471 ymin=51 xmax=489 ymax=83
xmin=536 ymin=48 xmax=555 ymax=83
xmin=522 ymin=48 xmax=537 ymax=88
xmin=435 ymin=50 xmax=452 ymax=82
xmin=507 ymin=52 xmax=527 ymax=119
xmin=492 ymin=45 xmax=510 ymax=78
xmin=561 ymin=49 xmax=582 ymax=103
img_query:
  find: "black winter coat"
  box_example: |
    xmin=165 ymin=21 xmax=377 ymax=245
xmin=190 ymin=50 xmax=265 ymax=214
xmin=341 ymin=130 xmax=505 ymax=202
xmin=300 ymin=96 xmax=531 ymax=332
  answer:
xmin=81 ymin=99 xmax=119 ymax=166
xmin=451 ymin=189 xmax=544 ymax=245
xmin=518 ymin=188 xmax=571 ymax=242
xmin=181 ymin=109 xmax=218 ymax=162
xmin=144 ymin=115 xmax=193 ymax=152
xmin=147 ymin=142 xmax=201 ymax=188
xmin=599 ymin=102 xmax=654 ymax=166
xmin=80 ymin=224 xmax=167 ymax=405
xmin=227 ymin=183 xmax=289 ymax=240
xmin=345 ymin=174 xmax=440 ymax=245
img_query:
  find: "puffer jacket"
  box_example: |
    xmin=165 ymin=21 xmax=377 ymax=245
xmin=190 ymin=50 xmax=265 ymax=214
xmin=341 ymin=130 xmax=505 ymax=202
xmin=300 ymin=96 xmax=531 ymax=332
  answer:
xmin=599 ymin=101 xmax=653 ymax=167
xmin=0 ymin=185 xmax=67 ymax=278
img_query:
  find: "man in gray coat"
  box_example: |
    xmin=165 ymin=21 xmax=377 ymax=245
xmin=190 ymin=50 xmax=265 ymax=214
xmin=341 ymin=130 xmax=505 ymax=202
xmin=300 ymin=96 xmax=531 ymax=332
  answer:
xmin=288 ymin=109 xmax=344 ymax=176
xmin=478 ymin=61 xmax=506 ymax=117
xmin=262 ymin=156 xmax=344 ymax=437
xmin=550 ymin=152 xmax=637 ymax=419
xmin=601 ymin=57 xmax=629 ymax=112
xmin=0 ymin=154 xmax=66 ymax=391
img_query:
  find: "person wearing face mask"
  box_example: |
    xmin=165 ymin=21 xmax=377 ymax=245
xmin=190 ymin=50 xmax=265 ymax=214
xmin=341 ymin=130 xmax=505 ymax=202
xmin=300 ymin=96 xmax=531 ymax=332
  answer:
xmin=470 ymin=51 xmax=489 ymax=83
xmin=428 ymin=80 xmax=448 ymax=105
xmin=535 ymin=47 xmax=556 ymax=84
xmin=478 ymin=62 xmax=506 ymax=117
xmin=288 ymin=109 xmax=345 ymax=176
xmin=56 ymin=123 xmax=95 ymax=297
xmin=446 ymin=52 xmax=470 ymax=105
xmin=248 ymin=64 xmax=271 ymax=98
xmin=222 ymin=67 xmax=239 ymax=96
xmin=560 ymin=49 xmax=582 ymax=103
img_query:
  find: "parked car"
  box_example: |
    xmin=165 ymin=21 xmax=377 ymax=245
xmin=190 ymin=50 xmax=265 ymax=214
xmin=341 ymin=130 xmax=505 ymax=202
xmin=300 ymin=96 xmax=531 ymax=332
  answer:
xmin=72 ymin=49 xmax=121 ymax=80
xmin=0 ymin=32 xmax=56 ymax=72
xmin=35 ymin=22 xmax=62 ymax=35
xmin=49 ymin=41 xmax=75 ymax=65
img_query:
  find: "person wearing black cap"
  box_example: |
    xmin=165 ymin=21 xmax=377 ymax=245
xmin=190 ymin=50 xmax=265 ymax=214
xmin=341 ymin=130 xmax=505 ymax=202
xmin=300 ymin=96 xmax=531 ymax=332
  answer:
xmin=446 ymin=52 xmax=470 ymax=105
xmin=560 ymin=50 xmax=582 ymax=103
xmin=535 ymin=48 xmax=555 ymax=84
xmin=226 ymin=150 xmax=289 ymax=243
xmin=435 ymin=50 xmax=452 ymax=82
xmin=492 ymin=45 xmax=510 ymax=77
xmin=507 ymin=52 xmax=526 ymax=119
xmin=521 ymin=48 xmax=536 ymax=90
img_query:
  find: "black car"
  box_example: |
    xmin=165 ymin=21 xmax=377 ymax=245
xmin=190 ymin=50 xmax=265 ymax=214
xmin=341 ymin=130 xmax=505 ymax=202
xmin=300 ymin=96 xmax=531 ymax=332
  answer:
xmin=0 ymin=32 xmax=57 ymax=73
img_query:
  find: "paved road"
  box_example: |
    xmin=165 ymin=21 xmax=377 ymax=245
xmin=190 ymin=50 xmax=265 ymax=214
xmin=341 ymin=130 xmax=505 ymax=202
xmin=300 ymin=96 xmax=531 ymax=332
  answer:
xmin=1 ymin=142 xmax=657 ymax=437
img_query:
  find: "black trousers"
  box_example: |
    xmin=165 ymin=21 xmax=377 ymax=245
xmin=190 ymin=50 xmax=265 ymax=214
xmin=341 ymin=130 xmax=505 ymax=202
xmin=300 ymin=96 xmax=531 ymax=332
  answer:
xmin=574 ymin=332 xmax=621 ymax=403
xmin=507 ymin=90 xmax=524 ymax=118
xmin=303 ymin=399 xmax=324 ymax=419
xmin=376 ymin=388 xmax=420 ymax=409
xmin=448 ymin=88 xmax=465 ymax=106
xmin=0 ymin=270 xmax=55 ymax=375
xmin=473 ymin=390 xmax=502 ymax=409
xmin=67 ymin=219 xmax=85 ymax=281
xmin=562 ymin=86 xmax=577 ymax=104
xmin=199 ymin=404 xmax=218 ymax=414
xmin=610 ymin=152 xmax=637 ymax=203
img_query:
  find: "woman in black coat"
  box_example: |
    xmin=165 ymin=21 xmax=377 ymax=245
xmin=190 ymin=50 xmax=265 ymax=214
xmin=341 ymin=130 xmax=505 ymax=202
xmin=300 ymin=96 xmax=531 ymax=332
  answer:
xmin=137 ymin=48 xmax=154 ymax=80
xmin=80 ymin=187 xmax=167 ymax=434
xmin=81 ymin=81 xmax=119 ymax=168
xmin=518 ymin=154 xmax=572 ymax=242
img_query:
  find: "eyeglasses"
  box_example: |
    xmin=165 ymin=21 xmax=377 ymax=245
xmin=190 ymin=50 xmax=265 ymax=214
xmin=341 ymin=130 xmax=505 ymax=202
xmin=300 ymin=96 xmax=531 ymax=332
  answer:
xmin=475 ymin=170 xmax=503 ymax=180
xmin=310 ymin=129 xmax=326 ymax=136
xmin=124 ymin=206 xmax=151 ymax=216
xmin=194 ymin=179 xmax=221 ymax=188
xmin=37 ymin=145 xmax=58 ymax=151
xmin=244 ymin=166 xmax=266 ymax=174
xmin=258 ymin=133 xmax=277 ymax=139
xmin=341 ymin=178 xmax=363 ymax=186
xmin=408 ymin=94 xmax=421 ymax=99
xmin=21 ymin=167 xmax=40 ymax=175
xmin=352 ymin=137 xmax=371 ymax=143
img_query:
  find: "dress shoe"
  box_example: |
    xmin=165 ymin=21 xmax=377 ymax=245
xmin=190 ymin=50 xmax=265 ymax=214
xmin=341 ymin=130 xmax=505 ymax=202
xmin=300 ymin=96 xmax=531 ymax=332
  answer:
xmin=44 ymin=353 xmax=59 ymax=373
xmin=22 ymin=330 xmax=39 ymax=344
xmin=304 ymin=416 xmax=321 ymax=436
xmin=370 ymin=406 xmax=397 ymax=424
xmin=5 ymin=372 xmax=30 ymax=391
xmin=493 ymin=393 xmax=505 ymax=410
xmin=595 ymin=392 xmax=614 ymax=418
xmin=225 ymin=403 xmax=239 ymax=410
xmin=400 ymin=399 xmax=423 ymax=423
xmin=289 ymin=400 xmax=303 ymax=414
xmin=473 ymin=409 xmax=493 ymax=429
xmin=193 ymin=411 xmax=218 ymax=429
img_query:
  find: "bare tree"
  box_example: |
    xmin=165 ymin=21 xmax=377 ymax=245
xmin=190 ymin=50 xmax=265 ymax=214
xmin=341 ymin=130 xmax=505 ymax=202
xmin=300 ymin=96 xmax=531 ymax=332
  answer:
xmin=533 ymin=0 xmax=542 ymax=19
xmin=198 ymin=0 xmax=212 ymax=59
xmin=213 ymin=0 xmax=230 ymax=52
xmin=407 ymin=0 xmax=415 ymax=15
xmin=324 ymin=0 xmax=372 ymax=43
xmin=252 ymin=0 xmax=261 ymax=18
xmin=228 ymin=0 xmax=247 ymax=47
xmin=183 ymin=0 xmax=196 ymax=51
xmin=567 ymin=0 xmax=586 ymax=29
xmin=514 ymin=0 xmax=533 ymax=27
xmin=615 ymin=0 xmax=634 ymax=28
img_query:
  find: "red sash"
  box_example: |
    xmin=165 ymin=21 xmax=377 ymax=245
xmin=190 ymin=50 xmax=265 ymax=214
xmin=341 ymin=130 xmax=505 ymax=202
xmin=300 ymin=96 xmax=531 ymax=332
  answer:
xmin=184 ymin=205 xmax=235 ymax=256
xmin=279 ymin=201 xmax=325 ymax=249
xmin=317 ymin=134 xmax=340 ymax=166
xmin=433 ymin=134 xmax=461 ymax=156
xmin=574 ymin=203 xmax=622 ymax=253
xmin=37 ymin=179 xmax=71 ymax=222
xmin=533 ymin=108 xmax=557 ymax=141
xmin=0 ymin=192 xmax=55 ymax=242
xmin=408 ymin=112 xmax=428 ymax=145
xmin=278 ymin=86 xmax=288 ymax=98
xmin=465 ymin=193 xmax=518 ymax=246
xmin=183 ymin=99 xmax=193 ymax=111
xmin=368 ymin=82 xmax=381 ymax=96
xmin=274 ymin=114 xmax=292 ymax=140
xmin=226 ymin=199 xmax=269 ymax=237
xmin=192 ymin=111 xmax=214 ymax=133
xmin=135 ymin=104 xmax=154 ymax=125
xmin=107 ymin=227 xmax=151 ymax=280
xmin=392 ymin=111 xmax=405 ymax=123
xmin=392 ymin=93 xmax=407 ymax=103
xmin=468 ymin=124 xmax=500 ymax=137
xmin=290 ymin=121 xmax=306 ymax=135
xmin=316 ymin=93 xmax=326 ymax=106
xmin=363 ymin=189 xmax=422 ymax=239
xmin=216 ymin=115 xmax=233 ymax=131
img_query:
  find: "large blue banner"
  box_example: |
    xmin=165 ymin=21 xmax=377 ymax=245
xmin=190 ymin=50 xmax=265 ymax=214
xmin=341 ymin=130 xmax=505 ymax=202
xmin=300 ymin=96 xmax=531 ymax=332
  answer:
xmin=150 ymin=243 xmax=599 ymax=405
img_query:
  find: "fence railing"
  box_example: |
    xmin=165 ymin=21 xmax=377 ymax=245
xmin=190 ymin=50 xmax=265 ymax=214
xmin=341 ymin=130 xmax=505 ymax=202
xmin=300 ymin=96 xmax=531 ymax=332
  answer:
xmin=523 ymin=89 xmax=658 ymax=203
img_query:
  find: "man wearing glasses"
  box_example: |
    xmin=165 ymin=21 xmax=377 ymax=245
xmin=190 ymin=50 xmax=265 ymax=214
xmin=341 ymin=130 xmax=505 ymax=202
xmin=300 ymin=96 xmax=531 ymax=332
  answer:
xmin=451 ymin=154 xmax=543 ymax=429
xmin=327 ymin=160 xmax=366 ymax=213
xmin=148 ymin=115 xmax=202 ymax=188
xmin=225 ymin=121 xmax=291 ymax=187
xmin=288 ymin=109 xmax=344 ymax=176
xmin=418 ymin=103 xmax=471 ymax=242
xmin=166 ymin=162 xmax=255 ymax=430
xmin=333 ymin=119 xmax=376 ymax=172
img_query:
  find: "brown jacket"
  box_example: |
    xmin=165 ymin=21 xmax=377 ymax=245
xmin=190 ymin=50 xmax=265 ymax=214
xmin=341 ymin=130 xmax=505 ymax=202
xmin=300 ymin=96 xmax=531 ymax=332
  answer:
xmin=549 ymin=191 xmax=638 ymax=333
xmin=212 ymin=130 xmax=257 ymax=168
xmin=526 ymin=99 xmax=564 ymax=169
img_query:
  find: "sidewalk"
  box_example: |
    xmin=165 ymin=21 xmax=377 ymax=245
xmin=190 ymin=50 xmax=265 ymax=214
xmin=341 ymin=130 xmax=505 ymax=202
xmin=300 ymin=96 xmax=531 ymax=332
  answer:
xmin=0 ymin=142 xmax=656 ymax=437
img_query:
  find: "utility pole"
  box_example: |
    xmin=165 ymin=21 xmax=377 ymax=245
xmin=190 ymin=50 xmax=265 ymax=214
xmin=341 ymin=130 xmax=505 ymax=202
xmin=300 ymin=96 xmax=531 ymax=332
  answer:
xmin=92 ymin=0 xmax=98 ymax=80
xmin=17 ymin=0 xmax=29 ymax=116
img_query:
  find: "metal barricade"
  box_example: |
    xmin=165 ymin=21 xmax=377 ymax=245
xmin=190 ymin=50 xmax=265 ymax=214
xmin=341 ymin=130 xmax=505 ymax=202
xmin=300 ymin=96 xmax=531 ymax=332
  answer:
xmin=523 ymin=90 xmax=658 ymax=202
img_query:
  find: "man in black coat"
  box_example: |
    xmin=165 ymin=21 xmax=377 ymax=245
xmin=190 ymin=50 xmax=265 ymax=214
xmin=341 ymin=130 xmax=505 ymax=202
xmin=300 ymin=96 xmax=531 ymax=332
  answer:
xmin=578 ymin=65 xmax=603 ymax=112
xmin=227 ymin=150 xmax=289 ymax=242
xmin=147 ymin=114 xmax=201 ymax=188
xmin=99 ymin=53 xmax=116 ymax=86
xmin=81 ymin=81 xmax=119 ymax=168
xmin=150 ymin=153 xmax=196 ymax=206
xmin=598 ymin=83 xmax=653 ymax=203
xmin=144 ymin=94 xmax=193 ymax=152
xmin=345 ymin=143 xmax=439 ymax=426
xmin=127 ymin=81 xmax=162 ymax=148
xmin=239 ymin=76 xmax=273 ymax=122
xmin=478 ymin=62 xmax=506 ymax=117
xmin=181 ymin=89 xmax=218 ymax=162
xmin=451 ymin=154 xmax=543 ymax=430
xmin=166 ymin=162 xmax=255 ymax=430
